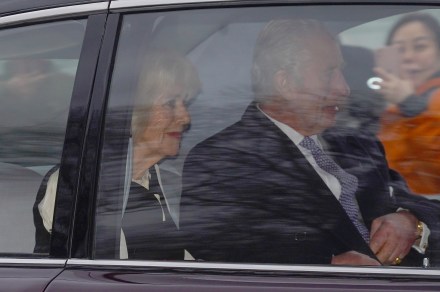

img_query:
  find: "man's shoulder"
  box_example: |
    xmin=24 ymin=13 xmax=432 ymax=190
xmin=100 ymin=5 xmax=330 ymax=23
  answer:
xmin=190 ymin=118 xmax=252 ymax=154
xmin=190 ymin=104 xmax=263 ymax=150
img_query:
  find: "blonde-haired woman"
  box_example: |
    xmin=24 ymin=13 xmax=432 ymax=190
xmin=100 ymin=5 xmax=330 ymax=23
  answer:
xmin=122 ymin=51 xmax=200 ymax=259
xmin=34 ymin=51 xmax=201 ymax=260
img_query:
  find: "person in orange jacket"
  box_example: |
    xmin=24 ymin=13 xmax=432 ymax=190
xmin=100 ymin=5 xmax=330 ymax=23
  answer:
xmin=375 ymin=13 xmax=440 ymax=196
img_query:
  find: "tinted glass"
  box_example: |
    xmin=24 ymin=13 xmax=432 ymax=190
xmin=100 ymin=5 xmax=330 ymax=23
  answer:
xmin=95 ymin=6 xmax=440 ymax=268
xmin=340 ymin=10 xmax=440 ymax=200
xmin=0 ymin=20 xmax=86 ymax=255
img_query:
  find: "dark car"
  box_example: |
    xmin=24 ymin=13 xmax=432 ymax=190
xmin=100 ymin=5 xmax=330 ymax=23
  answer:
xmin=1 ymin=0 xmax=440 ymax=291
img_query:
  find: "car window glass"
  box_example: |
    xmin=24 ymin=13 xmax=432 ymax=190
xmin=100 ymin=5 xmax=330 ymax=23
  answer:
xmin=0 ymin=20 xmax=86 ymax=255
xmin=95 ymin=6 xmax=440 ymax=269
xmin=339 ymin=9 xmax=440 ymax=201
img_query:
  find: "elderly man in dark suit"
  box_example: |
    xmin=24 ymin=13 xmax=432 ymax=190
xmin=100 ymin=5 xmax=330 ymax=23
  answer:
xmin=180 ymin=19 xmax=439 ymax=266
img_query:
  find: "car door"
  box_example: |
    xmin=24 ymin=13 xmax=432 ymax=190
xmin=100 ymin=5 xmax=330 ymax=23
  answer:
xmin=0 ymin=1 xmax=109 ymax=291
xmin=48 ymin=1 xmax=440 ymax=291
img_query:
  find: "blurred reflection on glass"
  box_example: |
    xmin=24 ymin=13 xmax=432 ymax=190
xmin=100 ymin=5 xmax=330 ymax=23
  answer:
xmin=374 ymin=13 xmax=440 ymax=196
xmin=1 ymin=59 xmax=76 ymax=254
xmin=0 ymin=59 xmax=74 ymax=165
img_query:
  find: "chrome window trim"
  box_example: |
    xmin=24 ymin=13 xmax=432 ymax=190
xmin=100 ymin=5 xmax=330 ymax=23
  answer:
xmin=110 ymin=0 xmax=233 ymax=10
xmin=0 ymin=258 xmax=66 ymax=266
xmin=0 ymin=2 xmax=109 ymax=27
xmin=67 ymin=259 xmax=440 ymax=276
xmin=109 ymin=0 xmax=440 ymax=10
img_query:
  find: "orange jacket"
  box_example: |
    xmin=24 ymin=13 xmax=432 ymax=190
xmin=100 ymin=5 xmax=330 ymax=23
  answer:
xmin=379 ymin=77 xmax=440 ymax=195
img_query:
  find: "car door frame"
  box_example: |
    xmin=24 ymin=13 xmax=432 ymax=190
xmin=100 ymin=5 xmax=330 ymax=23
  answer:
xmin=0 ymin=1 xmax=110 ymax=290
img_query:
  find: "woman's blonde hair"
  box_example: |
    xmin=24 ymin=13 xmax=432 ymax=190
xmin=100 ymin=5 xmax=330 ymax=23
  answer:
xmin=131 ymin=50 xmax=201 ymax=139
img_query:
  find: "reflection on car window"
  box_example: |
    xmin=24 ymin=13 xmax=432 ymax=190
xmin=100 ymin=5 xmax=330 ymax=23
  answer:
xmin=95 ymin=6 xmax=440 ymax=268
xmin=341 ymin=11 xmax=440 ymax=198
xmin=0 ymin=20 xmax=86 ymax=255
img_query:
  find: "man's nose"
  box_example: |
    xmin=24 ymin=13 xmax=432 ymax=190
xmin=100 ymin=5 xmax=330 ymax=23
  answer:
xmin=332 ymin=70 xmax=350 ymax=98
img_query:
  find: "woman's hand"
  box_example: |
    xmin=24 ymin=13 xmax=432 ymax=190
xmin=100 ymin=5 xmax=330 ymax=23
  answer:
xmin=373 ymin=67 xmax=415 ymax=104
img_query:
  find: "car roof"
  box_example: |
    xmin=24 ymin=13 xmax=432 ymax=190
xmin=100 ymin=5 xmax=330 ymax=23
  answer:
xmin=0 ymin=0 xmax=108 ymax=17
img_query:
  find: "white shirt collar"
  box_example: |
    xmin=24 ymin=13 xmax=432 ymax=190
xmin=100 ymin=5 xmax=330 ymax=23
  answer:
xmin=257 ymin=103 xmax=321 ymax=148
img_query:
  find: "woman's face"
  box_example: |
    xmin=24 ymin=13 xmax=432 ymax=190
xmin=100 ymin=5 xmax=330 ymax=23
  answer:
xmin=391 ymin=21 xmax=440 ymax=86
xmin=136 ymin=86 xmax=191 ymax=160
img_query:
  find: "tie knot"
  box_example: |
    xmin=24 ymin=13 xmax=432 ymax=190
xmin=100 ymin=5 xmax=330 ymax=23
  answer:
xmin=299 ymin=136 xmax=319 ymax=152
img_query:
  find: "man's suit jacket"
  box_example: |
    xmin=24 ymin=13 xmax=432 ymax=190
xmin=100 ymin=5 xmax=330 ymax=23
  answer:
xmin=180 ymin=102 xmax=439 ymax=265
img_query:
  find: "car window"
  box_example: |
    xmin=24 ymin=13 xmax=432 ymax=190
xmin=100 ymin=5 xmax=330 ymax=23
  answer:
xmin=95 ymin=5 xmax=440 ymax=269
xmin=0 ymin=19 xmax=86 ymax=255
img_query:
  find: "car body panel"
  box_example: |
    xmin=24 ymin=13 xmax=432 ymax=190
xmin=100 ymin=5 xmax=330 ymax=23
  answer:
xmin=0 ymin=260 xmax=65 ymax=292
xmin=0 ymin=267 xmax=63 ymax=292
xmin=46 ymin=266 xmax=440 ymax=292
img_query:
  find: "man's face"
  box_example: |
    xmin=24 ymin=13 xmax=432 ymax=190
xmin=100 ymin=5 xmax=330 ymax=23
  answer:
xmin=279 ymin=34 xmax=350 ymax=136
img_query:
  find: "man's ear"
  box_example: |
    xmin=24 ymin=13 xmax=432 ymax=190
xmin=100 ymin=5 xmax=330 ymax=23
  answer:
xmin=273 ymin=70 xmax=291 ymax=97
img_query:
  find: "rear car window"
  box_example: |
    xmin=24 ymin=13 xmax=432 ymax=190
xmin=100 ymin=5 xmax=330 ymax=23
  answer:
xmin=0 ymin=19 xmax=86 ymax=255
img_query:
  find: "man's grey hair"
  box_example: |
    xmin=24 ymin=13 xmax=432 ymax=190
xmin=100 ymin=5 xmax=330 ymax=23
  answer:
xmin=251 ymin=19 xmax=332 ymax=101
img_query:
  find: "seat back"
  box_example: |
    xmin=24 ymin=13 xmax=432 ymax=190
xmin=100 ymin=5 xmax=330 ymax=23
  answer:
xmin=0 ymin=162 xmax=43 ymax=253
